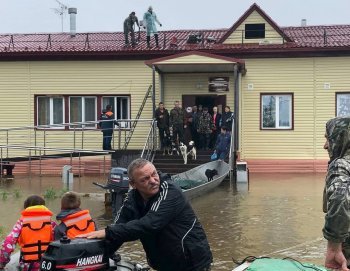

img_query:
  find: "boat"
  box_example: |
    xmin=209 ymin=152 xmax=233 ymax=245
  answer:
xmin=171 ymin=160 xmax=230 ymax=200
xmin=231 ymin=258 xmax=328 ymax=271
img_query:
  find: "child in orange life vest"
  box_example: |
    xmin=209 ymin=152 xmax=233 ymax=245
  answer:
xmin=0 ymin=195 xmax=55 ymax=271
xmin=54 ymin=191 xmax=97 ymax=240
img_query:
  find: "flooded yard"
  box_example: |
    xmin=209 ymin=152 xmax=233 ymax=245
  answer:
xmin=0 ymin=172 xmax=327 ymax=270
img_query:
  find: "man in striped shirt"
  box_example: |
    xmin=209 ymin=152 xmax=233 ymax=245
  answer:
xmin=78 ymin=158 xmax=212 ymax=271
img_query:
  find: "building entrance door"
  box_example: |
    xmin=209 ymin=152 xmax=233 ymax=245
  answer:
xmin=182 ymin=94 xmax=226 ymax=114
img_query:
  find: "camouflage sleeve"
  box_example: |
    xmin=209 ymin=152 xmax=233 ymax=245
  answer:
xmin=323 ymin=158 xmax=350 ymax=243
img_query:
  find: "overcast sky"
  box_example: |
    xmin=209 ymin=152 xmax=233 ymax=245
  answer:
xmin=0 ymin=0 xmax=349 ymax=34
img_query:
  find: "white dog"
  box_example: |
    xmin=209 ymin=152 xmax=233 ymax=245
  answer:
xmin=179 ymin=141 xmax=197 ymax=164
xmin=179 ymin=142 xmax=188 ymax=164
xmin=187 ymin=140 xmax=197 ymax=161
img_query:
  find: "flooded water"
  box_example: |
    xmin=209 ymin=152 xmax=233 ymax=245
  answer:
xmin=0 ymin=173 xmax=327 ymax=270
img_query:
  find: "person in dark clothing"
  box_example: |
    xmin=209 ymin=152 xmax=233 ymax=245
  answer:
xmin=184 ymin=106 xmax=193 ymax=145
xmin=99 ymin=105 xmax=119 ymax=150
xmin=54 ymin=191 xmax=97 ymax=240
xmin=197 ymin=107 xmax=213 ymax=150
xmin=78 ymin=158 xmax=213 ymax=271
xmin=210 ymin=106 xmax=221 ymax=149
xmin=169 ymin=101 xmax=185 ymax=145
xmin=123 ymin=11 xmax=139 ymax=47
xmin=214 ymin=126 xmax=231 ymax=160
xmin=155 ymin=102 xmax=170 ymax=151
xmin=191 ymin=105 xmax=200 ymax=149
xmin=221 ymin=106 xmax=234 ymax=132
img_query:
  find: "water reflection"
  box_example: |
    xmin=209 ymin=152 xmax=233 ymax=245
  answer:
xmin=0 ymin=173 xmax=327 ymax=270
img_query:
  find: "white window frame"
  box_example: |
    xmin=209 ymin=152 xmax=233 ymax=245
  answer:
xmin=261 ymin=93 xmax=293 ymax=130
xmin=102 ymin=96 xmax=131 ymax=129
xmin=37 ymin=96 xmax=65 ymax=129
xmin=69 ymin=96 xmax=97 ymax=129
xmin=336 ymin=92 xmax=350 ymax=117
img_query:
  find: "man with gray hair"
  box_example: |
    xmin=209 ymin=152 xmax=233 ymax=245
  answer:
xmin=78 ymin=158 xmax=212 ymax=271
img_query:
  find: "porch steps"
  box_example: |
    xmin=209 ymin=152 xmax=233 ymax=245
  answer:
xmin=153 ymin=150 xmax=215 ymax=175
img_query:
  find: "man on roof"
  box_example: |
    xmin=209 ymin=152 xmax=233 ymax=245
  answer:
xmin=143 ymin=6 xmax=162 ymax=48
xmin=123 ymin=11 xmax=140 ymax=47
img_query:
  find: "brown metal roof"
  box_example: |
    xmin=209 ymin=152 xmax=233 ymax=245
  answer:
xmin=0 ymin=17 xmax=350 ymax=59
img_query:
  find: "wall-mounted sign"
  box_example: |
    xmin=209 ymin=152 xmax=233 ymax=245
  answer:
xmin=208 ymin=77 xmax=229 ymax=92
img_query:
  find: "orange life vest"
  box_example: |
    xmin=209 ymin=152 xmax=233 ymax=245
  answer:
xmin=62 ymin=210 xmax=95 ymax=239
xmin=18 ymin=206 xmax=53 ymax=262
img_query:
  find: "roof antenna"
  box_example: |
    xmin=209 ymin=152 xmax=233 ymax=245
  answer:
xmin=52 ymin=0 xmax=68 ymax=32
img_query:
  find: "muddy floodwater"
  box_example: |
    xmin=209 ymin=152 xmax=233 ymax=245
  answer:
xmin=0 ymin=173 xmax=326 ymax=270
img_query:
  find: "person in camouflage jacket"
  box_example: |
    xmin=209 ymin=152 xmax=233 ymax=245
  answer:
xmin=323 ymin=116 xmax=350 ymax=271
xmin=197 ymin=107 xmax=213 ymax=150
xmin=169 ymin=101 xmax=185 ymax=144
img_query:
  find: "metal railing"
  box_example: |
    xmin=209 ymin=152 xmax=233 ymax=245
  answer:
xmin=0 ymin=119 xmax=155 ymax=158
xmin=140 ymin=119 xmax=158 ymax=161
xmin=0 ymin=118 xmax=157 ymax=176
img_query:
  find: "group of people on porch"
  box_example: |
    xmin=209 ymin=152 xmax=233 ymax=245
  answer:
xmin=155 ymin=100 xmax=234 ymax=153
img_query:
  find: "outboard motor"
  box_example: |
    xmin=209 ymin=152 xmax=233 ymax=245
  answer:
xmin=107 ymin=167 xmax=129 ymax=219
xmin=40 ymin=237 xmax=148 ymax=271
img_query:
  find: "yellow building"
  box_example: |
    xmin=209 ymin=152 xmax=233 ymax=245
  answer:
xmin=0 ymin=3 xmax=347 ymax=172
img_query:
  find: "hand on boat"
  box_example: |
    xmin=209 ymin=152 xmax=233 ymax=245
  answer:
xmin=325 ymin=241 xmax=350 ymax=271
xmin=76 ymin=229 xmax=106 ymax=239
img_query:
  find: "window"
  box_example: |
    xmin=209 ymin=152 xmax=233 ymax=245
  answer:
xmin=336 ymin=93 xmax=350 ymax=116
xmin=102 ymin=96 xmax=130 ymax=128
xmin=37 ymin=96 xmax=64 ymax=127
xmin=69 ymin=97 xmax=96 ymax=128
xmin=261 ymin=94 xmax=293 ymax=129
xmin=245 ymin=23 xmax=265 ymax=39
xmin=35 ymin=95 xmax=131 ymax=129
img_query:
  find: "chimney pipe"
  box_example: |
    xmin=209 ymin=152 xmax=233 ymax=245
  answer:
xmin=68 ymin=7 xmax=77 ymax=37
xmin=301 ymin=19 xmax=307 ymax=27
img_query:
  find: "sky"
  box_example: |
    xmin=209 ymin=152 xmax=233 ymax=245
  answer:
xmin=0 ymin=0 xmax=349 ymax=34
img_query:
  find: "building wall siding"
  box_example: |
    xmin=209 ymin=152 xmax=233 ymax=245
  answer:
xmin=240 ymin=56 xmax=350 ymax=161
xmin=240 ymin=57 xmax=316 ymax=159
xmin=224 ymin=10 xmax=283 ymax=44
xmin=0 ymin=60 xmax=156 ymax=156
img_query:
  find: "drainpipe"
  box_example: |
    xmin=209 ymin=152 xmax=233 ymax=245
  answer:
xmin=233 ymin=64 xmax=239 ymax=181
xmin=152 ymin=65 xmax=156 ymax=119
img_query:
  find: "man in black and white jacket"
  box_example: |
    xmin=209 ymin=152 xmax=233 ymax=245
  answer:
xmin=78 ymin=158 xmax=212 ymax=271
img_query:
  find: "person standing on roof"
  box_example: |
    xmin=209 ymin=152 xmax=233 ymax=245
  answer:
xmin=123 ymin=11 xmax=140 ymax=47
xmin=143 ymin=6 xmax=162 ymax=48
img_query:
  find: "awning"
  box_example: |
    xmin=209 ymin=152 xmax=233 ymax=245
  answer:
xmin=145 ymin=51 xmax=244 ymax=73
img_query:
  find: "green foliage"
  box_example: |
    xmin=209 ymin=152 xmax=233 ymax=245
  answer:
xmin=44 ymin=187 xmax=71 ymax=199
xmin=13 ymin=189 xmax=21 ymax=198
xmin=43 ymin=187 xmax=57 ymax=199
xmin=1 ymin=190 xmax=9 ymax=200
